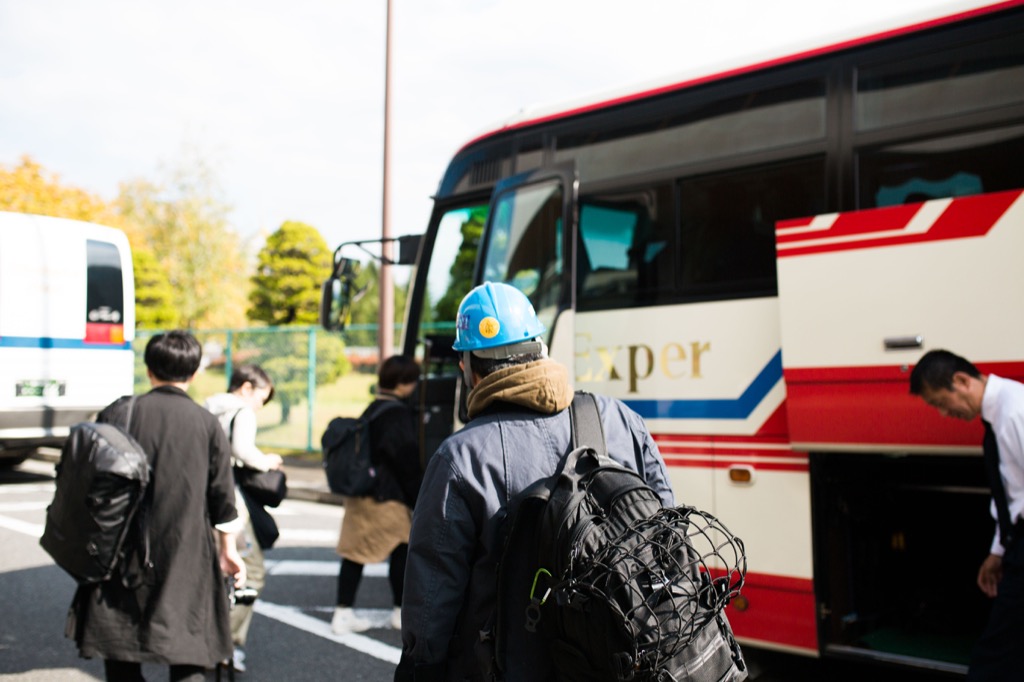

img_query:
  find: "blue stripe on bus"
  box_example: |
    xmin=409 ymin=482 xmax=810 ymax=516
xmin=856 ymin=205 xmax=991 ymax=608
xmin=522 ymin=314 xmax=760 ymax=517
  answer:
xmin=623 ymin=350 xmax=782 ymax=420
xmin=0 ymin=336 xmax=132 ymax=350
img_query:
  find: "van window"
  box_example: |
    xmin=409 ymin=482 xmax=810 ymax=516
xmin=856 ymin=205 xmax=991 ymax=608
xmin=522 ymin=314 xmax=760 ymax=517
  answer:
xmin=86 ymin=240 xmax=124 ymax=324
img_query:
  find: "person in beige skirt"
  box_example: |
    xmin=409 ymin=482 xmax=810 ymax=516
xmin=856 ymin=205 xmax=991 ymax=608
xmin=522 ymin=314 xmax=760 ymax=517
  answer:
xmin=333 ymin=356 xmax=422 ymax=634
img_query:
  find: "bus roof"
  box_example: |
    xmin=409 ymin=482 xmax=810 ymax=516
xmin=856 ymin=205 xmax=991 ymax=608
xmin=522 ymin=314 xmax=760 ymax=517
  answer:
xmin=457 ymin=0 xmax=1024 ymax=154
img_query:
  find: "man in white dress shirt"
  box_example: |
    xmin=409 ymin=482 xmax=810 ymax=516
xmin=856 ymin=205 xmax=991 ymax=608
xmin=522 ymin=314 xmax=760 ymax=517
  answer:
xmin=910 ymin=349 xmax=1024 ymax=681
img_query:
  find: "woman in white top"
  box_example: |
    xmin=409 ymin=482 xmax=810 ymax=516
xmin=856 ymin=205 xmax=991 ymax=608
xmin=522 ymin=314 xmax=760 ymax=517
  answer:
xmin=205 ymin=365 xmax=282 ymax=673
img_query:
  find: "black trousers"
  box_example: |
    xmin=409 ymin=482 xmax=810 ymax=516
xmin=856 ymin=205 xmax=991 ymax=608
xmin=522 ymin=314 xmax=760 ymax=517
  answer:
xmin=968 ymin=538 xmax=1024 ymax=681
xmin=104 ymin=660 xmax=205 ymax=682
xmin=337 ymin=543 xmax=409 ymax=607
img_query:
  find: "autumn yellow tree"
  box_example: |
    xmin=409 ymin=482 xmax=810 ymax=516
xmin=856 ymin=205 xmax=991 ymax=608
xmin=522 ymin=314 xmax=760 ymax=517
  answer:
xmin=115 ymin=154 xmax=252 ymax=329
xmin=0 ymin=155 xmax=119 ymax=225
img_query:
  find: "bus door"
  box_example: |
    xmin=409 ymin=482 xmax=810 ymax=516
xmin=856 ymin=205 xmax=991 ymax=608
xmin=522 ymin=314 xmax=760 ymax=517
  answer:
xmin=776 ymin=190 xmax=1024 ymax=671
xmin=405 ymin=164 xmax=574 ymax=457
xmin=474 ymin=165 xmax=577 ymax=369
xmin=404 ymin=199 xmax=488 ymax=462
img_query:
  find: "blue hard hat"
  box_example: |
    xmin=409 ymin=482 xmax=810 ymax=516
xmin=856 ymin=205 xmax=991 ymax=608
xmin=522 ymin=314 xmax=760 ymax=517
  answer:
xmin=452 ymin=282 xmax=546 ymax=352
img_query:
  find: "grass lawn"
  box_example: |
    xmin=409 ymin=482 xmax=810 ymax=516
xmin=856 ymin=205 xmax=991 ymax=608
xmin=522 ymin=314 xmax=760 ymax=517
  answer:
xmin=181 ymin=368 xmax=378 ymax=456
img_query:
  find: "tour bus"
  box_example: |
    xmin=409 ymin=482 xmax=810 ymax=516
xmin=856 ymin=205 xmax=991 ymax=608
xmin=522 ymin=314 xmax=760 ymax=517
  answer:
xmin=0 ymin=213 xmax=135 ymax=466
xmin=323 ymin=0 xmax=1024 ymax=673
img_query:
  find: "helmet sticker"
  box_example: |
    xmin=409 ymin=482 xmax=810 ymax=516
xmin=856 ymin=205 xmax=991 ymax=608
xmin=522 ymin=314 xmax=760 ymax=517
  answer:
xmin=479 ymin=316 xmax=501 ymax=339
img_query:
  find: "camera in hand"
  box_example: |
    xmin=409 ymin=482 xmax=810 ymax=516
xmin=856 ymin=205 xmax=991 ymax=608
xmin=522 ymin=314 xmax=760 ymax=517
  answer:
xmin=230 ymin=584 xmax=259 ymax=606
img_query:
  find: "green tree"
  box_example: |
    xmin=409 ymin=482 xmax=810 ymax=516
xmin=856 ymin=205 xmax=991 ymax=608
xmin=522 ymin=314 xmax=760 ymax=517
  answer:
xmin=252 ymin=331 xmax=349 ymax=424
xmin=432 ymin=207 xmax=485 ymax=323
xmin=133 ymin=248 xmax=180 ymax=329
xmin=248 ymin=221 xmax=332 ymax=326
xmin=344 ymin=261 xmax=410 ymax=348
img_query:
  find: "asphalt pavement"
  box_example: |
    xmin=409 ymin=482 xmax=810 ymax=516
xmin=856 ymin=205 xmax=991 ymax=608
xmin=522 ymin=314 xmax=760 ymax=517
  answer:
xmin=278 ymin=456 xmax=342 ymax=506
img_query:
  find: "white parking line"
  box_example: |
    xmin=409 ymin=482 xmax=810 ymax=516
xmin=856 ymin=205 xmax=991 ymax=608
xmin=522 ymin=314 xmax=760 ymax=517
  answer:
xmin=266 ymin=559 xmax=388 ymax=577
xmin=276 ymin=529 xmax=340 ymax=544
xmin=0 ymin=501 xmax=50 ymax=512
xmin=254 ymin=601 xmax=401 ymax=663
xmin=0 ymin=483 xmax=55 ymax=494
xmin=0 ymin=514 xmax=44 ymax=538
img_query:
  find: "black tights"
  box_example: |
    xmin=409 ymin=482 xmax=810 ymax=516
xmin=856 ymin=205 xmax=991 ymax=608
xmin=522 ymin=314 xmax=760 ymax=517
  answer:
xmin=336 ymin=543 xmax=409 ymax=607
xmin=104 ymin=660 xmax=205 ymax=682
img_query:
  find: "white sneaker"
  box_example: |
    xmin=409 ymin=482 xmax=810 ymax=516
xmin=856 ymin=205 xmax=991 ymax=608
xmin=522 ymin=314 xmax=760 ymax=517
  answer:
xmin=331 ymin=606 xmax=372 ymax=634
xmin=391 ymin=606 xmax=402 ymax=630
xmin=232 ymin=648 xmax=246 ymax=673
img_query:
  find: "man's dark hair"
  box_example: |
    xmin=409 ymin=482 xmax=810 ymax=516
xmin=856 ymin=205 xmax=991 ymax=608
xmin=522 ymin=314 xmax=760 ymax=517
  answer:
xmin=228 ymin=364 xmax=275 ymax=404
xmin=909 ymin=349 xmax=981 ymax=395
xmin=144 ymin=330 xmax=202 ymax=382
xmin=379 ymin=355 xmax=420 ymax=390
xmin=469 ymin=351 xmax=545 ymax=379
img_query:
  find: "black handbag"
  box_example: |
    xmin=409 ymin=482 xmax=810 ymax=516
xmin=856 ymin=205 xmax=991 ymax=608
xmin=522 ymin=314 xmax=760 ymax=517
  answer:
xmin=240 ymin=487 xmax=280 ymax=550
xmin=234 ymin=466 xmax=288 ymax=508
xmin=227 ymin=409 xmax=288 ymax=508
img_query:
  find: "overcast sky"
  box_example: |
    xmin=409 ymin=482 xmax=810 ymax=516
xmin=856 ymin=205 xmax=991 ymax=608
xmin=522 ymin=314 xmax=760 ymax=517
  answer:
xmin=0 ymin=0 xmax=967 ymax=253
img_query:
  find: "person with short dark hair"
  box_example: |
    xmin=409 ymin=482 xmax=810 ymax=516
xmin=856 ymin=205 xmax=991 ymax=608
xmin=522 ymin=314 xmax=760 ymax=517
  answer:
xmin=332 ymin=355 xmax=423 ymax=634
xmin=205 ymin=364 xmax=282 ymax=673
xmin=395 ymin=283 xmax=673 ymax=681
xmin=69 ymin=330 xmax=244 ymax=682
xmin=910 ymin=349 xmax=1024 ymax=680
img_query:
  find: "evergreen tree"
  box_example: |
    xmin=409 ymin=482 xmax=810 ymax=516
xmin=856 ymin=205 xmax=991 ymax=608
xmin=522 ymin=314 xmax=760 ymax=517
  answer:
xmin=248 ymin=221 xmax=332 ymax=326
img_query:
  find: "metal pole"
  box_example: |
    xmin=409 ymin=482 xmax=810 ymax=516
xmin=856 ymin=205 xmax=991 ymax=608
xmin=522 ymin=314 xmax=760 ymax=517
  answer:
xmin=307 ymin=327 xmax=316 ymax=452
xmin=378 ymin=0 xmax=395 ymax=362
xmin=225 ymin=329 xmax=234 ymax=389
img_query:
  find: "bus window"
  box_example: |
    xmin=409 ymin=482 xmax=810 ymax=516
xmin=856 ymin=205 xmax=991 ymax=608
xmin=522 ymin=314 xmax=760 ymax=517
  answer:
xmin=554 ymin=80 xmax=826 ymax=185
xmin=577 ymin=184 xmax=675 ymax=310
xmin=679 ymin=158 xmax=826 ymax=300
xmin=855 ymin=31 xmax=1024 ymax=132
xmin=481 ymin=181 xmax=563 ymax=329
xmin=418 ymin=205 xmax=487 ymax=346
xmin=858 ymin=124 xmax=1024 ymax=208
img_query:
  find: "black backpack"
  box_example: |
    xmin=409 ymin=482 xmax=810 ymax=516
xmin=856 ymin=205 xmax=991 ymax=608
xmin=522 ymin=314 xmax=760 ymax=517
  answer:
xmin=321 ymin=400 xmax=401 ymax=496
xmin=40 ymin=396 xmax=152 ymax=586
xmin=491 ymin=392 xmax=747 ymax=682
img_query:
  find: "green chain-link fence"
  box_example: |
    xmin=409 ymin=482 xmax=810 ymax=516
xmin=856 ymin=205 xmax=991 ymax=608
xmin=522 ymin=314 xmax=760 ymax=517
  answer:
xmin=133 ymin=325 xmax=386 ymax=453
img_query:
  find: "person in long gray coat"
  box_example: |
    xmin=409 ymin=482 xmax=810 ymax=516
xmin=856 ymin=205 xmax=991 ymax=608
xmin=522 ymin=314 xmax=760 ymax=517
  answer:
xmin=66 ymin=331 xmax=245 ymax=682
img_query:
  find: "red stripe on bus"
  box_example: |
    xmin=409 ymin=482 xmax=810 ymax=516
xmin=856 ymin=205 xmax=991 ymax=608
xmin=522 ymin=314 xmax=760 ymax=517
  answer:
xmin=776 ymin=202 xmax=921 ymax=243
xmin=662 ymin=457 xmax=808 ymax=472
xmin=784 ymin=361 xmax=1024 ymax=448
xmin=709 ymin=569 xmax=818 ymax=652
xmin=657 ymin=444 xmax=802 ymax=459
xmin=777 ymin=190 xmax=1020 ymax=257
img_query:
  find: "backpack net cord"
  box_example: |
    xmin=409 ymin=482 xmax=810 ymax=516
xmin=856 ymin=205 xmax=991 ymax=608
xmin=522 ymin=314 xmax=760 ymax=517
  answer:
xmin=571 ymin=505 xmax=746 ymax=675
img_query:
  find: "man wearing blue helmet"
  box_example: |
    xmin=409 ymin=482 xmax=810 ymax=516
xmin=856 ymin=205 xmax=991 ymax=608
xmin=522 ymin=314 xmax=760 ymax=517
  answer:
xmin=396 ymin=282 xmax=673 ymax=682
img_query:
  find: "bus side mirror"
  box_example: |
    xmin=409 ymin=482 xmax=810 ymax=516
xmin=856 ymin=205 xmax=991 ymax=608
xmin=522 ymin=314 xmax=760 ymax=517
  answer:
xmin=396 ymin=234 xmax=422 ymax=266
xmin=320 ymin=257 xmax=360 ymax=331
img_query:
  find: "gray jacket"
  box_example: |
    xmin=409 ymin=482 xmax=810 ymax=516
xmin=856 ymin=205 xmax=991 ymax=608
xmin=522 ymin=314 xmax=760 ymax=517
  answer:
xmin=400 ymin=391 xmax=674 ymax=681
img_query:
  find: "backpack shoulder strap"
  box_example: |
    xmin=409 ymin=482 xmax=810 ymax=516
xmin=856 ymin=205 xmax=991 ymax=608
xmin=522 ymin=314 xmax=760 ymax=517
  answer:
xmin=122 ymin=395 xmax=138 ymax=433
xmin=363 ymin=398 xmax=403 ymax=423
xmin=228 ymin=409 xmax=242 ymax=444
xmin=569 ymin=391 xmax=606 ymax=458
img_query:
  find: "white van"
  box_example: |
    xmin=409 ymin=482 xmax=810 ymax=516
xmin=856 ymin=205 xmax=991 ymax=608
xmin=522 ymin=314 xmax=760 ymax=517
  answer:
xmin=0 ymin=212 xmax=135 ymax=465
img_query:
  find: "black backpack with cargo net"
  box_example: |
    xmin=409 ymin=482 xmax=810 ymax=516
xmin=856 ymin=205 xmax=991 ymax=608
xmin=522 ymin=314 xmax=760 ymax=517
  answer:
xmin=489 ymin=392 xmax=748 ymax=682
xmin=40 ymin=396 xmax=152 ymax=586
